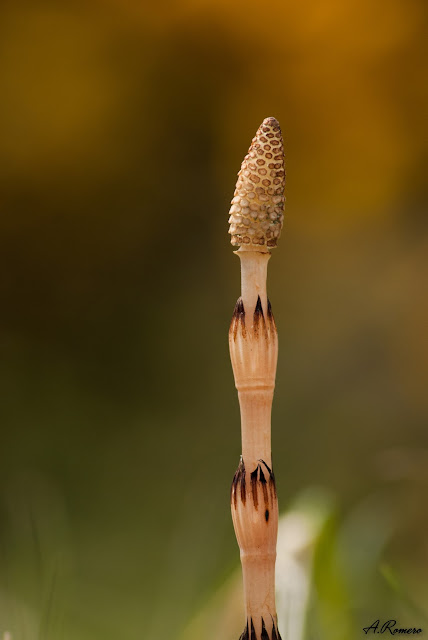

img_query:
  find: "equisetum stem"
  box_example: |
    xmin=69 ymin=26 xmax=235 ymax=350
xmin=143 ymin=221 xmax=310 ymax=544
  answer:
xmin=237 ymin=250 xmax=273 ymax=473
xmin=227 ymin=118 xmax=285 ymax=640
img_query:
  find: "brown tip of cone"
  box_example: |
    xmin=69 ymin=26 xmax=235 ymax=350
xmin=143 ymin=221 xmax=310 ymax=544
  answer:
xmin=228 ymin=117 xmax=285 ymax=250
xmin=263 ymin=116 xmax=280 ymax=127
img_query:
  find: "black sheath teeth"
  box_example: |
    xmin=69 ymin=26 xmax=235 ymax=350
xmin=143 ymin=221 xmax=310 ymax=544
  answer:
xmin=261 ymin=618 xmax=270 ymax=640
xmin=238 ymin=617 xmax=282 ymax=640
xmin=230 ymin=296 xmax=246 ymax=340
xmin=231 ymin=457 xmax=246 ymax=509
xmin=254 ymin=295 xmax=264 ymax=317
xmin=251 ymin=619 xmax=256 ymax=639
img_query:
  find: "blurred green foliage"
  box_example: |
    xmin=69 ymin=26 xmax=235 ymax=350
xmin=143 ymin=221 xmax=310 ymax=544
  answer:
xmin=0 ymin=0 xmax=427 ymax=638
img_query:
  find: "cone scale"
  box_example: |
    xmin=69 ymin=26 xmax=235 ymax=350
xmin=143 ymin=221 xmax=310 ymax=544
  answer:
xmin=228 ymin=118 xmax=285 ymax=640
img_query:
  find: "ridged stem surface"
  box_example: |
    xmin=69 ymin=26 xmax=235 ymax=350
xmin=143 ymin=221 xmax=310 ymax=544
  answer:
xmin=229 ymin=249 xmax=281 ymax=640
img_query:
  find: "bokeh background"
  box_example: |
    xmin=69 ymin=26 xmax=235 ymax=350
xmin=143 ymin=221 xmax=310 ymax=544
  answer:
xmin=0 ymin=1 xmax=427 ymax=638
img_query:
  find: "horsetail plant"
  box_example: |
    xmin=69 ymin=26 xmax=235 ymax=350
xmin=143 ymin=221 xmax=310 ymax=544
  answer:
xmin=228 ymin=117 xmax=285 ymax=640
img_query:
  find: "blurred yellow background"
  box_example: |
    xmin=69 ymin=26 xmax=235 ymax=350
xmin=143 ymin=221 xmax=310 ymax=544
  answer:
xmin=0 ymin=1 xmax=427 ymax=639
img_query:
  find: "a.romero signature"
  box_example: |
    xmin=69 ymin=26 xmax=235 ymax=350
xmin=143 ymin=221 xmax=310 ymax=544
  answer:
xmin=363 ymin=620 xmax=422 ymax=635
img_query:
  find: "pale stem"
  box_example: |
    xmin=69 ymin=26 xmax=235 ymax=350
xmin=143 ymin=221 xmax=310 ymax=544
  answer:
xmin=237 ymin=249 xmax=270 ymax=325
xmin=238 ymin=389 xmax=273 ymax=472
xmin=237 ymin=248 xmax=274 ymax=472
